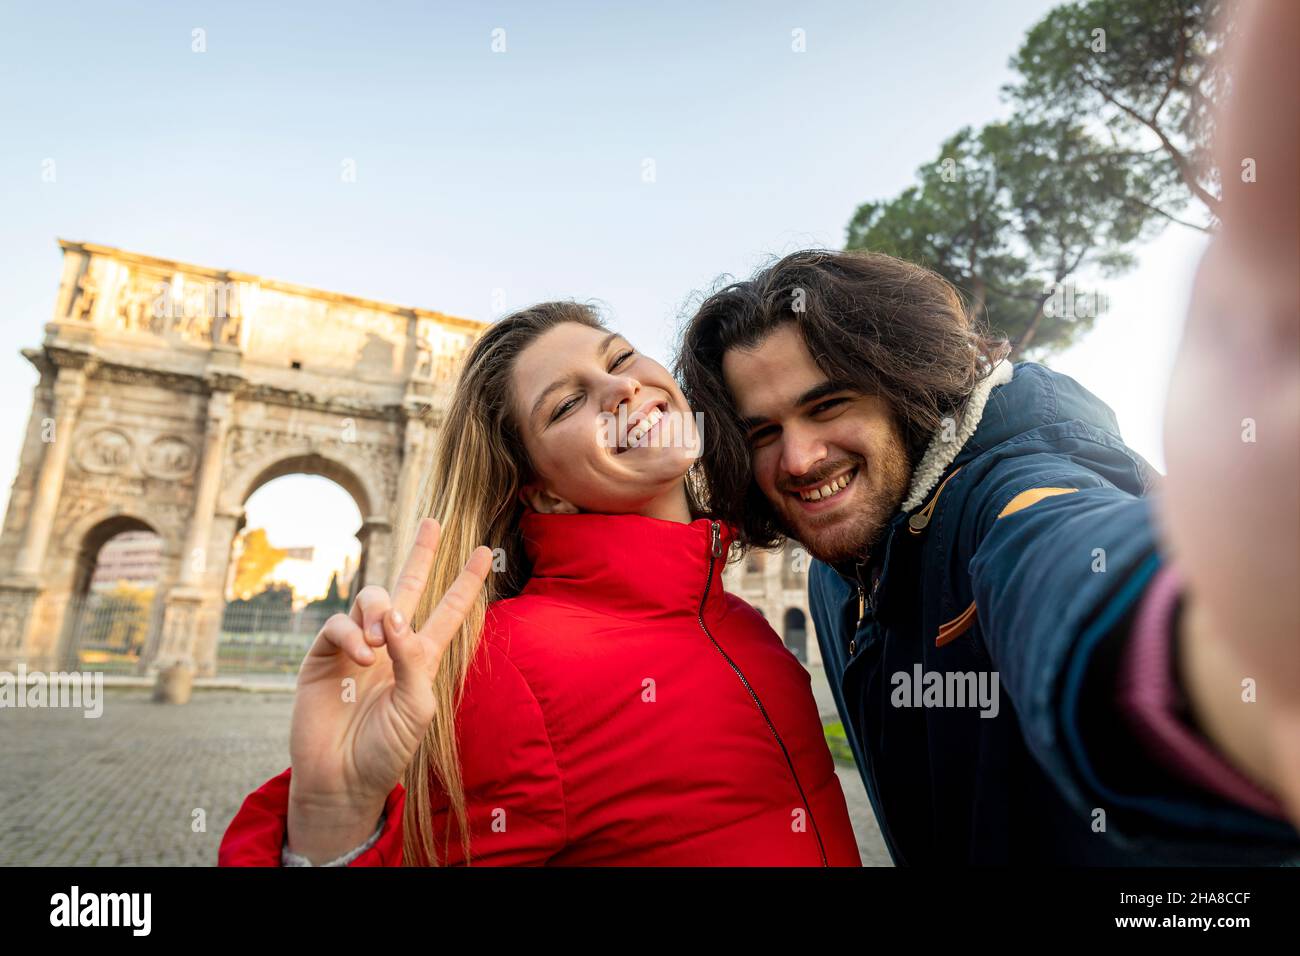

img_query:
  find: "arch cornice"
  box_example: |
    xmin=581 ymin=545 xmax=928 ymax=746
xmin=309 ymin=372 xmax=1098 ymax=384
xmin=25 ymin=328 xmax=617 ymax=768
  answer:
xmin=219 ymin=435 xmax=392 ymax=521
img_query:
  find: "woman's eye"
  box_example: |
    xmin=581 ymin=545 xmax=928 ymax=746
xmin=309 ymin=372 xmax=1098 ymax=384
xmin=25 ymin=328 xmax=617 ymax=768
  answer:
xmin=551 ymin=396 xmax=579 ymax=422
xmin=610 ymin=349 xmax=634 ymax=370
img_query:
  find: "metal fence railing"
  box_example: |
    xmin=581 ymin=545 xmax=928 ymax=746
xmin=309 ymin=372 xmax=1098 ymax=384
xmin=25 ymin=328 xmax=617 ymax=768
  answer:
xmin=55 ymin=593 xmax=343 ymax=677
xmin=60 ymin=591 xmax=161 ymax=675
xmin=216 ymin=602 xmax=339 ymax=675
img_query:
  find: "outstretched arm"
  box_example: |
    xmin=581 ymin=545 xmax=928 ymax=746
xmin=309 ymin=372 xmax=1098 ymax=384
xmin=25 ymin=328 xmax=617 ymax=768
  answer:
xmin=1159 ymin=0 xmax=1300 ymax=828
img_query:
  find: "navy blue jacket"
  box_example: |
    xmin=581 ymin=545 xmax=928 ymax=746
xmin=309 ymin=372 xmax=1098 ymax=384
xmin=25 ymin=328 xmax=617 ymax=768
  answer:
xmin=810 ymin=361 xmax=1300 ymax=865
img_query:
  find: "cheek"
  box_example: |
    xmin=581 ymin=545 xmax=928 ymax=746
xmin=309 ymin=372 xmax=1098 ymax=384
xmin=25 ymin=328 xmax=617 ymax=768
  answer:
xmin=752 ymin=445 xmax=781 ymax=492
xmin=521 ymin=431 xmax=567 ymax=488
xmin=540 ymin=421 xmax=607 ymax=480
xmin=831 ymin=417 xmax=880 ymax=460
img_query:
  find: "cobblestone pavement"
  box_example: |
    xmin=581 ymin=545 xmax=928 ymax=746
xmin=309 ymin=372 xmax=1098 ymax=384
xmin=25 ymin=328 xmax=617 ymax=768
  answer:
xmin=0 ymin=687 xmax=891 ymax=866
xmin=0 ymin=689 xmax=291 ymax=866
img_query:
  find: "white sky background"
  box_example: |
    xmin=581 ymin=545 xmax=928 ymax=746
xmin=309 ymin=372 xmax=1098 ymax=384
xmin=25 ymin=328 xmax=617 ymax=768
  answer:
xmin=1 ymin=1 xmax=1207 ymax=595
xmin=241 ymin=475 xmax=362 ymax=604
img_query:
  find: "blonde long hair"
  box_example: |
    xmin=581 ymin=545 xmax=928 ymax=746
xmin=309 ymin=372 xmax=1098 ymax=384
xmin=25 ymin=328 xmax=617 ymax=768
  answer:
xmin=397 ymin=301 xmax=606 ymax=866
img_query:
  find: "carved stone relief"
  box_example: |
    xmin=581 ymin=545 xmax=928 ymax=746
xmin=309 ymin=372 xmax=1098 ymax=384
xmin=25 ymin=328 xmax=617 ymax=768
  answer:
xmin=143 ymin=436 xmax=197 ymax=480
xmin=77 ymin=427 xmax=134 ymax=474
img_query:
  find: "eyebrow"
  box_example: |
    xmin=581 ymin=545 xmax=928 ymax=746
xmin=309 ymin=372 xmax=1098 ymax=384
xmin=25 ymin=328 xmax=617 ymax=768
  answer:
xmin=741 ymin=380 xmax=855 ymax=431
xmin=529 ymin=331 xmax=625 ymax=424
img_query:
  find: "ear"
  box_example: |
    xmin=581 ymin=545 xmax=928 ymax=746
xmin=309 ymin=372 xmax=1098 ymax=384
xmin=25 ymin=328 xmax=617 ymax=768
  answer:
xmin=518 ymin=482 xmax=579 ymax=515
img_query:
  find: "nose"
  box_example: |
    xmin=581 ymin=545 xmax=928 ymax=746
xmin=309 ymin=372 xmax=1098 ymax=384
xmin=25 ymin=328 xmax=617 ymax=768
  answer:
xmin=602 ymin=373 xmax=641 ymax=416
xmin=780 ymin=424 xmax=827 ymax=480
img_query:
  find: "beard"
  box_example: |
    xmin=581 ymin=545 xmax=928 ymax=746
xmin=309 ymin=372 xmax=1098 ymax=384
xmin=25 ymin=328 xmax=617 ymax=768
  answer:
xmin=771 ymin=431 xmax=914 ymax=566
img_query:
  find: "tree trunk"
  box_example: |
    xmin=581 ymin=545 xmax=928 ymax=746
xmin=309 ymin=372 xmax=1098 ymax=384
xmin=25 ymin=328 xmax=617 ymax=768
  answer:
xmin=1011 ymin=293 xmax=1051 ymax=357
xmin=968 ymin=275 xmax=987 ymax=322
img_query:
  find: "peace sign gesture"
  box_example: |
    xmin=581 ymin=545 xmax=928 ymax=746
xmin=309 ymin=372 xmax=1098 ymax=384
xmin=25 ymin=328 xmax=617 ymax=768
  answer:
xmin=285 ymin=518 xmax=492 ymax=863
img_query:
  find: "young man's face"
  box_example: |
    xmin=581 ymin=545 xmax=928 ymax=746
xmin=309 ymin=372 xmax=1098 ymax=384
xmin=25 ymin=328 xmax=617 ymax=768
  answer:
xmin=721 ymin=323 xmax=913 ymax=565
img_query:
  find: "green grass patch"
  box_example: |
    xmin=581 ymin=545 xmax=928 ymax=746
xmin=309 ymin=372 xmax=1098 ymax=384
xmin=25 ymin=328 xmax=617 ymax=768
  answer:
xmin=823 ymin=719 xmax=856 ymax=766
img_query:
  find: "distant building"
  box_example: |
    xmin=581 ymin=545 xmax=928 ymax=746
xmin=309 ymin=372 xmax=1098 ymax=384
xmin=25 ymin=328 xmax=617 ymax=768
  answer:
xmin=0 ymin=240 xmax=483 ymax=677
xmin=721 ymin=539 xmax=819 ymax=668
xmin=89 ymin=530 xmax=161 ymax=592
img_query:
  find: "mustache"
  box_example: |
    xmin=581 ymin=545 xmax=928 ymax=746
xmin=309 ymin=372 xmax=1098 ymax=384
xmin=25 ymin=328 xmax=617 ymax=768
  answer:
xmin=777 ymin=458 xmax=863 ymax=495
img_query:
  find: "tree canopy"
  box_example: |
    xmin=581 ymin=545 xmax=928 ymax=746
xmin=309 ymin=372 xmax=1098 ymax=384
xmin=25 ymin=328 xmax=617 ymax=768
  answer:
xmin=847 ymin=0 xmax=1228 ymax=357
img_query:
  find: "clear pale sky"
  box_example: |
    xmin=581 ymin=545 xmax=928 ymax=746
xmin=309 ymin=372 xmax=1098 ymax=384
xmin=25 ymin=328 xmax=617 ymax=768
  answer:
xmin=0 ymin=1 xmax=1204 ymax=598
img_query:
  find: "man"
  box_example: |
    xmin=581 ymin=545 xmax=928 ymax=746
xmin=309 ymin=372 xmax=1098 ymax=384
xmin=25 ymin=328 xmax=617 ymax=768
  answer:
xmin=680 ymin=249 xmax=1296 ymax=864
xmin=676 ymin=3 xmax=1298 ymax=866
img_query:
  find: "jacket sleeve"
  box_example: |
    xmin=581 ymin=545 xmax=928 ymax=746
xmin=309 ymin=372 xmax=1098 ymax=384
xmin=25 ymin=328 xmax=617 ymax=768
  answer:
xmin=217 ymin=768 xmax=405 ymax=866
xmin=956 ymin=428 xmax=1300 ymax=857
xmin=217 ymin=633 xmax=567 ymax=867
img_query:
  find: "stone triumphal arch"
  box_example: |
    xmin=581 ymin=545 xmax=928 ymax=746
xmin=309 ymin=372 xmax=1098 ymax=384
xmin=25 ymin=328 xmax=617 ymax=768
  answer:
xmin=0 ymin=240 xmax=484 ymax=676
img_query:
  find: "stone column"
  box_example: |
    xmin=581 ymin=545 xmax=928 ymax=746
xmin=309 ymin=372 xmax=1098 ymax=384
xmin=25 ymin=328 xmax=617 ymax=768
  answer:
xmin=0 ymin=584 xmax=39 ymax=670
xmin=393 ymin=412 xmax=430 ymax=542
xmin=221 ymin=511 xmax=246 ymax=601
xmin=178 ymin=390 xmax=234 ymax=587
xmin=765 ymin=548 xmax=784 ymax=622
xmin=358 ymin=517 xmax=393 ymax=592
xmin=154 ymin=388 xmax=234 ymax=673
xmin=154 ymin=592 xmax=203 ymax=672
xmin=13 ymin=363 xmax=89 ymax=580
xmin=190 ymin=508 xmax=243 ymax=677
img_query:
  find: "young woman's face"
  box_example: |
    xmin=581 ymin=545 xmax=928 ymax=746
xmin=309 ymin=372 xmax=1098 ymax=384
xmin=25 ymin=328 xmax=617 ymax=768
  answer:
xmin=511 ymin=322 xmax=699 ymax=515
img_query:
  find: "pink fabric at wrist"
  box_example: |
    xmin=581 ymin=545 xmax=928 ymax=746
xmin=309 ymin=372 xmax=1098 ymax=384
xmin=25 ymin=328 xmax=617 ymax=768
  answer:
xmin=1118 ymin=560 xmax=1286 ymax=818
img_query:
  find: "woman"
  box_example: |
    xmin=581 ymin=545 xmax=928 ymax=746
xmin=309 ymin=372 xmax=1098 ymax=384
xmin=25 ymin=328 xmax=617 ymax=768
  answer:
xmin=219 ymin=302 xmax=861 ymax=866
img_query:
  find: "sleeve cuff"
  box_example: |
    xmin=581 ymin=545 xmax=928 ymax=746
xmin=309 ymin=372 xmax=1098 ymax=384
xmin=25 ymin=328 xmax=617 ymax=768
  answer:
xmin=1119 ymin=560 xmax=1287 ymax=818
xmin=281 ymin=812 xmax=387 ymax=867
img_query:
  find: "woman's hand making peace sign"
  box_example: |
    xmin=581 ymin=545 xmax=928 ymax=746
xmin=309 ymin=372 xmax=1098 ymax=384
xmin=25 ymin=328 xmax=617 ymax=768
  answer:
xmin=284 ymin=518 xmax=492 ymax=863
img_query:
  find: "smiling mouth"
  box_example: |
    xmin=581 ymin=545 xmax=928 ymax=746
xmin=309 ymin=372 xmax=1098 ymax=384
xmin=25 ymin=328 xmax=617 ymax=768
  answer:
xmin=615 ymin=401 xmax=669 ymax=454
xmin=791 ymin=466 xmax=858 ymax=503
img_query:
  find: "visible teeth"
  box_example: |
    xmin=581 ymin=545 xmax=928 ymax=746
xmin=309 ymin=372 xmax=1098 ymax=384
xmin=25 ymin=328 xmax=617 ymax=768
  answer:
xmin=626 ymin=407 xmax=664 ymax=446
xmin=800 ymin=469 xmax=854 ymax=501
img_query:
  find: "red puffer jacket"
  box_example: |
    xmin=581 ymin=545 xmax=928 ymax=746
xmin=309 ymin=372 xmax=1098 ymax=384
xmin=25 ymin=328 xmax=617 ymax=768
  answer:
xmin=219 ymin=511 xmax=862 ymax=866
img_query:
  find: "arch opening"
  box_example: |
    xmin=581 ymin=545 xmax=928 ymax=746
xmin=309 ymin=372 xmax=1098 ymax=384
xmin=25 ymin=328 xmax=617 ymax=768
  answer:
xmin=60 ymin=516 xmax=163 ymax=674
xmin=218 ymin=471 xmax=363 ymax=674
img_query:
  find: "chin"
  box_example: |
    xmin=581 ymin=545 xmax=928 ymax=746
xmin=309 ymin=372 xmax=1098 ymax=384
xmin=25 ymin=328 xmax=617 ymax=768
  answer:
xmin=627 ymin=449 xmax=694 ymax=484
xmin=781 ymin=509 xmax=889 ymax=566
xmin=792 ymin=526 xmax=867 ymax=565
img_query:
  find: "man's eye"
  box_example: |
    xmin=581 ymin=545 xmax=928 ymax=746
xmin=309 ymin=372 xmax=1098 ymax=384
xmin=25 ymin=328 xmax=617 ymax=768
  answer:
xmin=811 ymin=398 xmax=847 ymax=415
xmin=747 ymin=426 xmax=777 ymax=447
xmin=610 ymin=349 xmax=634 ymax=369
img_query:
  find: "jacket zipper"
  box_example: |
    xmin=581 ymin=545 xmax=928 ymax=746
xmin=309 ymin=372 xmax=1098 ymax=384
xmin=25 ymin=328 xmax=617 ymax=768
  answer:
xmin=847 ymin=549 xmax=906 ymax=866
xmin=854 ymin=561 xmax=879 ymax=628
xmin=855 ymin=561 xmax=869 ymax=626
xmin=698 ymin=520 xmax=829 ymax=867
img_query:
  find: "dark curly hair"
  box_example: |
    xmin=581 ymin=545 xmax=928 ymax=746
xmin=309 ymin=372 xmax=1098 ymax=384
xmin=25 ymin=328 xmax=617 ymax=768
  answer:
xmin=675 ymin=249 xmax=1009 ymax=550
